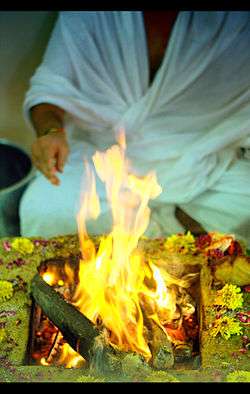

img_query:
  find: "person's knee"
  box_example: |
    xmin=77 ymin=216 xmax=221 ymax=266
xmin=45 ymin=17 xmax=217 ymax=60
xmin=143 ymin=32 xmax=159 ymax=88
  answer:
xmin=19 ymin=180 xmax=76 ymax=237
xmin=20 ymin=197 xmax=77 ymax=237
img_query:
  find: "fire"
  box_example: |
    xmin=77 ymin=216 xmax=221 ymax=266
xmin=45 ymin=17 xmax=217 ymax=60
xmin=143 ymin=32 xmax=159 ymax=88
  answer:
xmin=39 ymin=270 xmax=86 ymax=368
xmin=56 ymin=343 xmax=85 ymax=368
xmin=35 ymin=129 xmax=199 ymax=368
xmin=71 ymin=129 xmax=184 ymax=361
xmin=42 ymin=272 xmax=54 ymax=286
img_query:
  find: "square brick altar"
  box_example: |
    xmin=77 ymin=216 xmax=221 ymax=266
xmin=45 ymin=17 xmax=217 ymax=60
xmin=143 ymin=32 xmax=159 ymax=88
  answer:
xmin=0 ymin=234 xmax=249 ymax=383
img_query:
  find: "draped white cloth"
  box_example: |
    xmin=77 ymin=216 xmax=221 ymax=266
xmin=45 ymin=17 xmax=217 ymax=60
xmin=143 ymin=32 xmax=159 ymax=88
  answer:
xmin=20 ymin=11 xmax=250 ymax=245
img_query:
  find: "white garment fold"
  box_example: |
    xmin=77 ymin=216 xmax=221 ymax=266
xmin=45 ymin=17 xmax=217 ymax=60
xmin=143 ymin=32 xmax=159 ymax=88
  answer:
xmin=21 ymin=11 xmax=250 ymax=245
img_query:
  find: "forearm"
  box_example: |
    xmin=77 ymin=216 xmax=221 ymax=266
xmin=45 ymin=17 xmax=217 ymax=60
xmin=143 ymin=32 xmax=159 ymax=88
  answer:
xmin=30 ymin=103 xmax=65 ymax=137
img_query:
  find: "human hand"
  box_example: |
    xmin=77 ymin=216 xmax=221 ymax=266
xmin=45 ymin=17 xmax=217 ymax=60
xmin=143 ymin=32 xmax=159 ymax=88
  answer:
xmin=31 ymin=130 xmax=69 ymax=185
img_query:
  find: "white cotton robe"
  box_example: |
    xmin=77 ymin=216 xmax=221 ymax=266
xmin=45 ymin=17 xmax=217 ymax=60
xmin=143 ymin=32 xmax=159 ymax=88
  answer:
xmin=20 ymin=11 xmax=250 ymax=245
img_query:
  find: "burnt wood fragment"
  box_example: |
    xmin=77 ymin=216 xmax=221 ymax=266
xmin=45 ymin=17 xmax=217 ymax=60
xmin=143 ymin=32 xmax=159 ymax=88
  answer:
xmin=30 ymin=273 xmax=99 ymax=361
xmin=148 ymin=321 xmax=174 ymax=369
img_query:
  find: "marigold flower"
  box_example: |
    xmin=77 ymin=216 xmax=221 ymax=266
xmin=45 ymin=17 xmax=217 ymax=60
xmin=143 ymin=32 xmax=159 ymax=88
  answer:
xmin=0 ymin=280 xmax=14 ymax=303
xmin=214 ymin=284 xmax=243 ymax=311
xmin=210 ymin=315 xmax=243 ymax=340
xmin=164 ymin=231 xmax=196 ymax=254
xmin=11 ymin=237 xmax=34 ymax=255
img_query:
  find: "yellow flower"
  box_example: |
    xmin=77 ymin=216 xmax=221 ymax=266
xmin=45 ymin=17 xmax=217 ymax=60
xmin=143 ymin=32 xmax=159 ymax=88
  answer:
xmin=210 ymin=316 xmax=243 ymax=340
xmin=0 ymin=328 xmax=7 ymax=343
xmin=164 ymin=231 xmax=196 ymax=254
xmin=215 ymin=284 xmax=243 ymax=310
xmin=226 ymin=370 xmax=250 ymax=382
xmin=0 ymin=280 xmax=14 ymax=303
xmin=11 ymin=237 xmax=34 ymax=255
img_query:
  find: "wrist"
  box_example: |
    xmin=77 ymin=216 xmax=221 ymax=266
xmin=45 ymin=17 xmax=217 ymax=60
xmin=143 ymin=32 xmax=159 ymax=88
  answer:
xmin=38 ymin=127 xmax=65 ymax=137
xmin=44 ymin=127 xmax=65 ymax=135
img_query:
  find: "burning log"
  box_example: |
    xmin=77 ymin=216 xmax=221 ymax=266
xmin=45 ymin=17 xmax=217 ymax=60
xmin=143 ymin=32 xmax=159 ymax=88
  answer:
xmin=149 ymin=321 xmax=174 ymax=370
xmin=140 ymin=311 xmax=174 ymax=370
xmin=30 ymin=273 xmax=127 ymax=373
xmin=30 ymin=273 xmax=100 ymax=361
xmin=140 ymin=294 xmax=175 ymax=369
xmin=89 ymin=333 xmax=152 ymax=377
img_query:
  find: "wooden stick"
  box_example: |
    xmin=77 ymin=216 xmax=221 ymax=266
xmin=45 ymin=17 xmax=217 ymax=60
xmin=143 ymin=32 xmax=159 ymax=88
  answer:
xmin=149 ymin=321 xmax=175 ymax=369
xmin=30 ymin=273 xmax=99 ymax=361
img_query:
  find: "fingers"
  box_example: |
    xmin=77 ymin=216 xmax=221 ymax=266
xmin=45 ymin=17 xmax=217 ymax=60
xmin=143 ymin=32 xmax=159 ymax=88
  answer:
xmin=47 ymin=157 xmax=61 ymax=185
xmin=31 ymin=133 xmax=69 ymax=186
xmin=32 ymin=154 xmax=60 ymax=185
xmin=56 ymin=145 xmax=69 ymax=173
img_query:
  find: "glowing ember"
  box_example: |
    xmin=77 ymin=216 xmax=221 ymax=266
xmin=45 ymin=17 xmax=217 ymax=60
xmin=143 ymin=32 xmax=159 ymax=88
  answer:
xmin=42 ymin=272 xmax=54 ymax=286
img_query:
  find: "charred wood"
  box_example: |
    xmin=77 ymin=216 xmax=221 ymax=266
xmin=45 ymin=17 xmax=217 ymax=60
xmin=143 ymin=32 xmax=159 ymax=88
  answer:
xmin=148 ymin=320 xmax=174 ymax=370
xmin=30 ymin=273 xmax=99 ymax=361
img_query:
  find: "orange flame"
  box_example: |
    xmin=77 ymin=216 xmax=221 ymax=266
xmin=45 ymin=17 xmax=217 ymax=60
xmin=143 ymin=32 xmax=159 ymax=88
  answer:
xmin=71 ymin=129 xmax=186 ymax=360
xmin=39 ymin=129 xmax=197 ymax=367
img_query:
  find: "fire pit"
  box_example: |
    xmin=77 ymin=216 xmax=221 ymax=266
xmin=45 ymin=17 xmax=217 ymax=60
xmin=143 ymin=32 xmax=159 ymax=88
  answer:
xmin=0 ymin=133 xmax=249 ymax=382
xmin=27 ymin=250 xmax=201 ymax=373
xmin=0 ymin=233 xmax=249 ymax=382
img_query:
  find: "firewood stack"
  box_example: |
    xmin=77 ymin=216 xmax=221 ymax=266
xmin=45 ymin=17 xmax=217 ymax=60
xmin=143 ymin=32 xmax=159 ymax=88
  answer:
xmin=30 ymin=270 xmax=180 ymax=372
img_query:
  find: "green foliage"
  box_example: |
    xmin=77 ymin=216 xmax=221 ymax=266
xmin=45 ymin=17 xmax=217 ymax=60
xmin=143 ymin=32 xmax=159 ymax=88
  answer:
xmin=0 ymin=328 xmax=7 ymax=343
xmin=226 ymin=370 xmax=250 ymax=382
xmin=76 ymin=374 xmax=106 ymax=383
xmin=144 ymin=370 xmax=180 ymax=382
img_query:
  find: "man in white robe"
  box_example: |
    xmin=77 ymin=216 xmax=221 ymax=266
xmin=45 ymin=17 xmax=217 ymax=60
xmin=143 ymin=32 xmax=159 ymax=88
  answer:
xmin=20 ymin=11 xmax=250 ymax=247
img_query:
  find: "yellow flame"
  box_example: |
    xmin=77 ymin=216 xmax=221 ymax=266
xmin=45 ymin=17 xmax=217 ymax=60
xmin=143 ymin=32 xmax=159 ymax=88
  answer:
xmin=72 ymin=129 xmax=188 ymax=360
xmin=57 ymin=343 xmax=85 ymax=368
xmin=40 ymin=357 xmax=50 ymax=366
xmin=42 ymin=272 xmax=55 ymax=286
xmin=39 ymin=129 xmax=197 ymax=367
